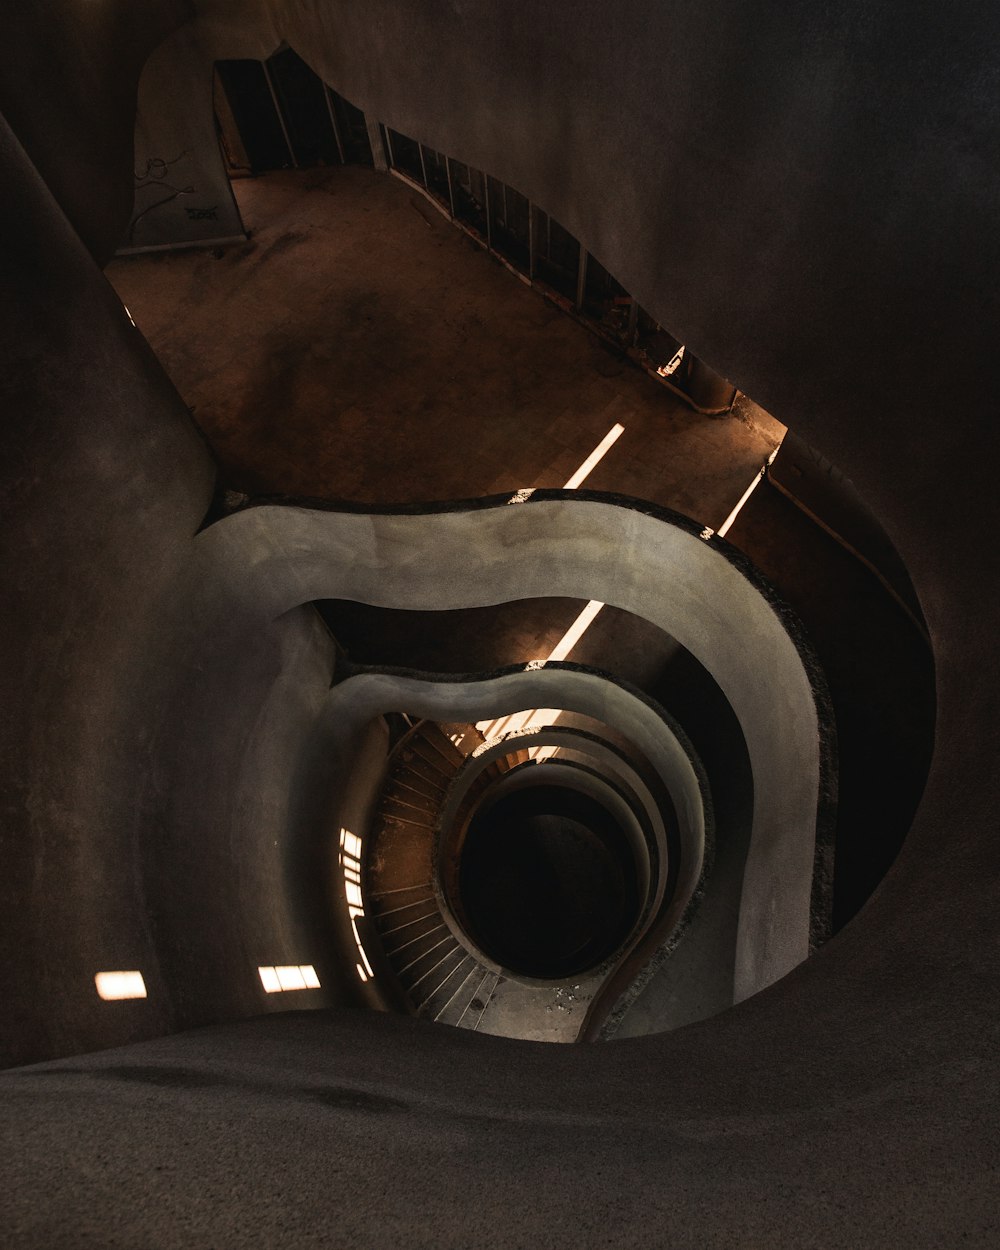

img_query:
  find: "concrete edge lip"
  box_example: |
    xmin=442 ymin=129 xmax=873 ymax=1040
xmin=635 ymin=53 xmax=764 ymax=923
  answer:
xmin=259 ymin=495 xmax=833 ymax=1007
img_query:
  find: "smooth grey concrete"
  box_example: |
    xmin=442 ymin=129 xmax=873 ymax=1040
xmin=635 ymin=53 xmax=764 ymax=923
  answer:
xmin=452 ymin=736 xmax=665 ymax=909
xmin=319 ymin=664 xmax=710 ymax=1022
xmin=1 ymin=1 xmax=998 ymax=1247
xmin=195 ymin=496 xmax=825 ymax=1000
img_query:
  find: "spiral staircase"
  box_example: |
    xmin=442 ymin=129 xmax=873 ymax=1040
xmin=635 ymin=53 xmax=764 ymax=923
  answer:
xmin=359 ymin=702 xmax=691 ymax=1041
xmin=364 ymin=720 xmax=508 ymax=1029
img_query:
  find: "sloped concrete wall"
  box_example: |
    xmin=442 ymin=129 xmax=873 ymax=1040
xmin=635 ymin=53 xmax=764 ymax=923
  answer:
xmin=0 ymin=109 xmax=343 ymax=1065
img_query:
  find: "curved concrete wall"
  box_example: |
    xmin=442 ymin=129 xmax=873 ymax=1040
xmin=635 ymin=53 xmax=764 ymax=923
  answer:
xmin=451 ymin=734 xmax=666 ymax=911
xmin=195 ymin=496 xmax=826 ymax=999
xmin=319 ymin=664 xmax=706 ymax=1008
xmin=444 ymin=753 xmax=655 ymax=971
xmin=0 ymin=107 xmax=216 ymax=1064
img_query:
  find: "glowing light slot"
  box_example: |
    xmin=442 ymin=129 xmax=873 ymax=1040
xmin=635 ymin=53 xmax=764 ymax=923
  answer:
xmin=339 ymin=827 xmax=375 ymax=982
xmin=657 ymin=345 xmax=685 ymax=378
xmin=476 ymin=601 xmax=606 ymax=739
xmin=258 ymin=966 xmax=281 ymax=993
xmin=258 ymin=964 xmax=321 ymax=993
xmin=562 ymin=423 xmax=625 ymax=490
xmin=711 ymin=445 xmax=782 ymax=539
xmin=477 ymin=706 xmax=560 ymax=740
xmin=482 ymin=429 xmax=625 ymax=739
xmin=545 ymin=598 xmax=605 ymax=662
xmin=94 ymin=971 xmax=147 ymax=1001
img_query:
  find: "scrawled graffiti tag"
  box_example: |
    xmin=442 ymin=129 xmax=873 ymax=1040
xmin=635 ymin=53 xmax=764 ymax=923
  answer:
xmin=127 ymin=151 xmax=195 ymax=242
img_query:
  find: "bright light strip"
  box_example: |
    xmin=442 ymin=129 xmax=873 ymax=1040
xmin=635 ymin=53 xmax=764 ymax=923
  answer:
xmin=258 ymin=966 xmax=281 ymax=993
xmin=276 ymin=965 xmax=306 ymax=991
xmin=545 ymin=598 xmax=604 ymax=661
xmin=483 ymin=428 xmax=623 ymax=737
xmin=477 ymin=706 xmax=561 ymax=740
xmin=258 ymin=964 xmax=321 ymax=993
xmin=505 ymin=421 xmax=624 ymax=503
xmin=712 ymin=445 xmax=781 ymax=539
xmin=94 ymin=971 xmax=147 ymax=1001
xmin=339 ymin=827 xmax=375 ymax=982
xmin=340 ymin=830 xmax=362 ymax=859
xmin=562 ymin=423 xmax=625 ymax=489
xmin=476 ymin=602 xmax=605 ymax=738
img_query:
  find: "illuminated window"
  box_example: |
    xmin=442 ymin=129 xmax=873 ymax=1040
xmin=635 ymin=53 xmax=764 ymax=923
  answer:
xmin=339 ymin=828 xmax=375 ymax=981
xmin=257 ymin=964 xmax=321 ymax=993
xmin=94 ymin=971 xmax=147 ymax=1001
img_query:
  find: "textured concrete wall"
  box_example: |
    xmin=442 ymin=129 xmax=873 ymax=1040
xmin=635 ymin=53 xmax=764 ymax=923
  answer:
xmin=0 ymin=107 xmax=215 ymax=1064
xmin=0 ymin=0 xmax=191 ymax=261
xmin=0 ymin=103 xmax=352 ymax=1062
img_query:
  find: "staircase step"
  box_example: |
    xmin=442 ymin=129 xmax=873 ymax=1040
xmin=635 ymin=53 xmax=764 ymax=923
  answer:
xmin=449 ymin=968 xmax=496 ymax=1029
xmin=368 ymin=836 xmax=433 ymax=894
xmin=437 ymin=722 xmax=486 ymax=758
xmin=418 ymin=955 xmax=480 ymax=1021
xmin=387 ymin=766 xmax=447 ymax=803
xmin=383 ymin=917 xmax=451 ymax=964
xmin=416 ymin=723 xmax=468 ymax=768
xmin=397 ymin=748 xmax=453 ymax=791
xmin=399 ymin=937 xmax=465 ymax=997
xmin=461 ymin=971 xmax=504 ymax=1031
xmin=379 ymin=789 xmax=438 ymax=821
xmin=367 ymin=881 xmax=433 ymax=902
xmin=370 ymin=895 xmax=439 ymax=935
xmin=378 ymin=811 xmax=434 ymax=834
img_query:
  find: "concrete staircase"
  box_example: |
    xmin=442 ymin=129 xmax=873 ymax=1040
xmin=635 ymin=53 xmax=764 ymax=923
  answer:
xmin=366 ymin=720 xmax=529 ymax=1027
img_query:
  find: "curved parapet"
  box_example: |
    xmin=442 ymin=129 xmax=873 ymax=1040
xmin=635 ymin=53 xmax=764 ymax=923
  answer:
xmin=194 ymin=490 xmax=834 ymax=1002
xmin=316 ymin=660 xmax=713 ymax=1036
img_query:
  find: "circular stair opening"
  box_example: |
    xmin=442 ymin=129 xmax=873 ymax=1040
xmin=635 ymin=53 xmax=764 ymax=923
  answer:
xmin=458 ymin=783 xmax=641 ymax=979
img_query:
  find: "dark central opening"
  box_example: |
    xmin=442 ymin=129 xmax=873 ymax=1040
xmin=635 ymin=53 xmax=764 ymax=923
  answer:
xmin=458 ymin=782 xmax=640 ymax=979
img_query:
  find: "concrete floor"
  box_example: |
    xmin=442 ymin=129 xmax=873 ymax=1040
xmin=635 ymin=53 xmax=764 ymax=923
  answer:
xmin=107 ymin=166 xmax=781 ymax=523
